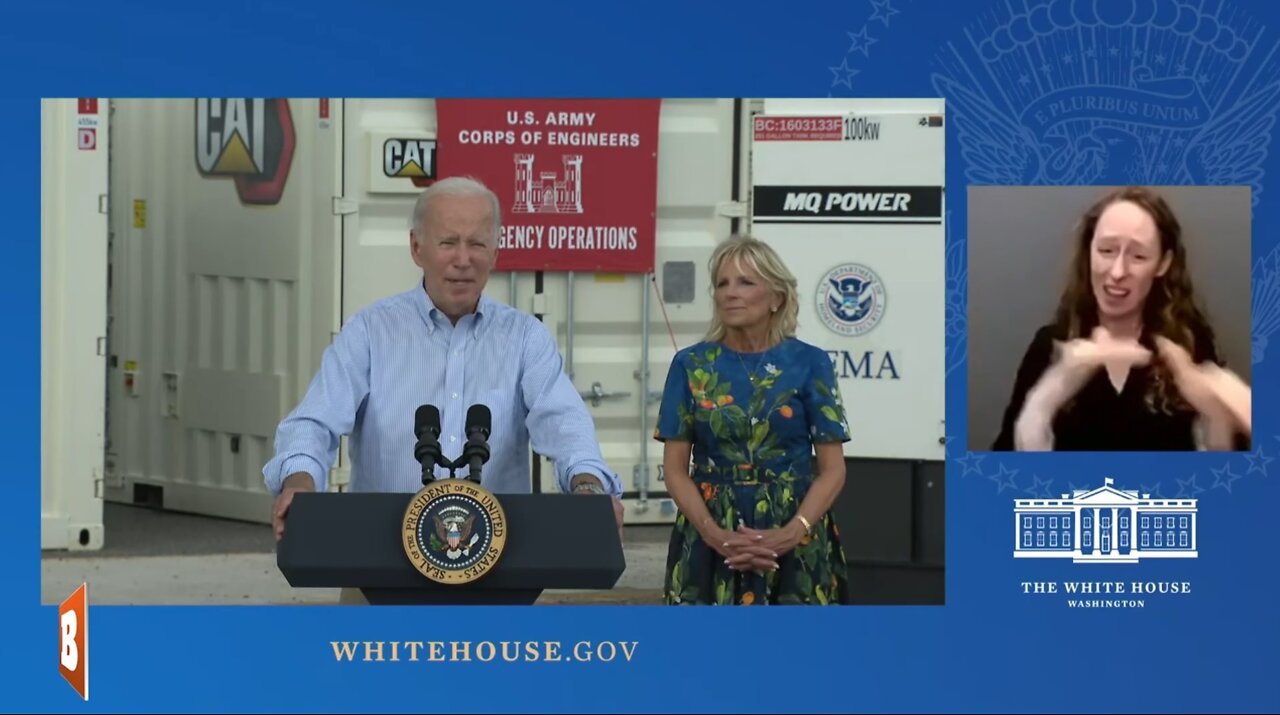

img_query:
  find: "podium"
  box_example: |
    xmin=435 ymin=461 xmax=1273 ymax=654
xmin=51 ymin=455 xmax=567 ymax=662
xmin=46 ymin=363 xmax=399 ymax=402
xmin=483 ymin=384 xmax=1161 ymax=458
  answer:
xmin=277 ymin=491 xmax=626 ymax=605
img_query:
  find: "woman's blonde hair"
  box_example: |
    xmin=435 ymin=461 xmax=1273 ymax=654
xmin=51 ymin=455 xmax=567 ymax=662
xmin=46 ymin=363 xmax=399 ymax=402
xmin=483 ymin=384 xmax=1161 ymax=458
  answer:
xmin=704 ymin=235 xmax=800 ymax=347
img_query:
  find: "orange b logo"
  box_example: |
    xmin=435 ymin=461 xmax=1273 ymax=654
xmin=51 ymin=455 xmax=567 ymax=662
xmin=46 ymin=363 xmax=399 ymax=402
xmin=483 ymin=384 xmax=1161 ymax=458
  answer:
xmin=58 ymin=583 xmax=88 ymax=700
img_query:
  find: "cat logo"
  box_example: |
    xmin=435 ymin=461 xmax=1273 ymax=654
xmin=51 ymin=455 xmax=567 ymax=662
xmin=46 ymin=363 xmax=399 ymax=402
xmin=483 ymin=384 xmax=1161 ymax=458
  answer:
xmin=195 ymin=98 xmax=295 ymax=205
xmin=384 ymin=138 xmax=437 ymax=187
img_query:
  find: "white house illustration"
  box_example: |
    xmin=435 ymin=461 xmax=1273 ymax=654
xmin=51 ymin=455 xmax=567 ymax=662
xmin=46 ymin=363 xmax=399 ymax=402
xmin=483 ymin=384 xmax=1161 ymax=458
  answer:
xmin=513 ymin=154 xmax=583 ymax=214
xmin=1013 ymin=478 xmax=1197 ymax=563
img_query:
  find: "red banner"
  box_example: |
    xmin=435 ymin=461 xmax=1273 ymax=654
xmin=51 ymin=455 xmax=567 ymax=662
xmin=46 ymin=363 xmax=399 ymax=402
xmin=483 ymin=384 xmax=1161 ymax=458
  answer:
xmin=436 ymin=99 xmax=660 ymax=273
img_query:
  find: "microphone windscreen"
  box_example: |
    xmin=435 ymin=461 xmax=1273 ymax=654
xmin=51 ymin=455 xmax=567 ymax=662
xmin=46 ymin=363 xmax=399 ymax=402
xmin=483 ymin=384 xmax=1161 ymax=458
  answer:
xmin=415 ymin=404 xmax=442 ymax=437
xmin=465 ymin=403 xmax=491 ymax=437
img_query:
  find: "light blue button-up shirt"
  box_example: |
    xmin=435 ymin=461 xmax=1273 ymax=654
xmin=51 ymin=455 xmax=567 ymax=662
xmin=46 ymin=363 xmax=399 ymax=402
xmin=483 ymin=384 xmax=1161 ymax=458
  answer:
xmin=262 ymin=282 xmax=621 ymax=497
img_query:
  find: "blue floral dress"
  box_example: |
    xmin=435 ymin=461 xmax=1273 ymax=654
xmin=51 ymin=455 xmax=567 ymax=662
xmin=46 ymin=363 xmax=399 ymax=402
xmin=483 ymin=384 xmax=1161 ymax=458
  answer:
xmin=654 ymin=338 xmax=852 ymax=605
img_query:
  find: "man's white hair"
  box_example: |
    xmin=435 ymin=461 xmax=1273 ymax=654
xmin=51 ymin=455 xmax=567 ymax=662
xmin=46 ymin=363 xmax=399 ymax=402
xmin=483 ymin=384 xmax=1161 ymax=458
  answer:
xmin=410 ymin=176 xmax=502 ymax=242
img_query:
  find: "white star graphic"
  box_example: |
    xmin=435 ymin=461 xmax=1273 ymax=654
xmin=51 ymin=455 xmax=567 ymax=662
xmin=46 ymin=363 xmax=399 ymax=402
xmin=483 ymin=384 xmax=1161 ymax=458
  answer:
xmin=989 ymin=464 xmax=1019 ymax=494
xmin=956 ymin=452 xmax=985 ymax=476
xmin=829 ymin=58 xmax=860 ymax=89
xmin=1176 ymin=474 xmax=1206 ymax=498
xmin=1210 ymin=463 xmax=1243 ymax=494
xmin=1028 ymin=475 xmax=1054 ymax=498
xmin=847 ymin=27 xmax=877 ymax=58
xmin=1244 ymin=447 xmax=1274 ymax=476
xmin=869 ymin=0 xmax=900 ymax=27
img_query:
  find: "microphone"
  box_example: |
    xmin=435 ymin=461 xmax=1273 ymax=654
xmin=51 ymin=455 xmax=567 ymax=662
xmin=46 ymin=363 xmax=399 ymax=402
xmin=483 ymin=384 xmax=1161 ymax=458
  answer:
xmin=413 ymin=404 xmax=445 ymax=485
xmin=461 ymin=404 xmax=491 ymax=483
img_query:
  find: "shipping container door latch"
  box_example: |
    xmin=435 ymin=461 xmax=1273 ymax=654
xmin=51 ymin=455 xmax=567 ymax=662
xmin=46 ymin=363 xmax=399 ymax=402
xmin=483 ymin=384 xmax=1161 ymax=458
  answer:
xmin=580 ymin=381 xmax=631 ymax=407
xmin=715 ymin=201 xmax=747 ymax=218
xmin=332 ymin=197 xmax=359 ymax=215
xmin=163 ymin=371 xmax=180 ymax=418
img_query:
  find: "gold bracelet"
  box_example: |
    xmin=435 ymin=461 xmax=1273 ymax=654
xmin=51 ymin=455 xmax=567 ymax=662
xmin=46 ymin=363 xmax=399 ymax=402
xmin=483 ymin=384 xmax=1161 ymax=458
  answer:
xmin=796 ymin=514 xmax=813 ymax=533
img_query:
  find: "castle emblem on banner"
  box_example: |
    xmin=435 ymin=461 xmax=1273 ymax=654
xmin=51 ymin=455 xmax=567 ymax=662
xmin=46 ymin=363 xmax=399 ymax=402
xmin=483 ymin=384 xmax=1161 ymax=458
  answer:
xmin=514 ymin=154 xmax=584 ymax=214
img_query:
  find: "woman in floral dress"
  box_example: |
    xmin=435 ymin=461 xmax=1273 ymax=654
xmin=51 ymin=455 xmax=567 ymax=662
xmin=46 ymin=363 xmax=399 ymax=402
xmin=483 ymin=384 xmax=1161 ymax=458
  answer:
xmin=654 ymin=236 xmax=852 ymax=605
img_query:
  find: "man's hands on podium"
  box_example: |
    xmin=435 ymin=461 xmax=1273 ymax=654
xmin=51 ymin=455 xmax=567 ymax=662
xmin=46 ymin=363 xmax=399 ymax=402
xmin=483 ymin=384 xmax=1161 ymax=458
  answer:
xmin=274 ymin=471 xmax=625 ymax=544
xmin=273 ymin=472 xmax=316 ymax=542
xmin=571 ymin=474 xmax=625 ymax=545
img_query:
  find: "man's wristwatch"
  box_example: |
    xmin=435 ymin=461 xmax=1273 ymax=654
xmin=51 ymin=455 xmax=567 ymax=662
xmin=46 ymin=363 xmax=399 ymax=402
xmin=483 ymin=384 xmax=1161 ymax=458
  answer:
xmin=572 ymin=482 xmax=608 ymax=495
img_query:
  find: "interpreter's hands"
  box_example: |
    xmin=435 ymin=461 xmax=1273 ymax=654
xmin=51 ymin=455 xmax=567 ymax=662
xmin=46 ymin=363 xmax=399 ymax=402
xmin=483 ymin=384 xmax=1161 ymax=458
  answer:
xmin=1154 ymin=336 xmax=1229 ymax=417
xmin=1017 ymin=327 xmax=1153 ymax=452
xmin=272 ymin=472 xmax=316 ymax=542
xmin=1056 ymin=326 xmax=1152 ymax=377
xmin=1154 ymin=335 xmax=1252 ymax=438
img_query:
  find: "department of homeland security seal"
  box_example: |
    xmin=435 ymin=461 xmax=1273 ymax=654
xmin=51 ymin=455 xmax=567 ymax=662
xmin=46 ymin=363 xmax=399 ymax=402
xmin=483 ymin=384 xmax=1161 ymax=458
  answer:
xmin=402 ymin=480 xmax=507 ymax=585
xmin=816 ymin=263 xmax=887 ymax=337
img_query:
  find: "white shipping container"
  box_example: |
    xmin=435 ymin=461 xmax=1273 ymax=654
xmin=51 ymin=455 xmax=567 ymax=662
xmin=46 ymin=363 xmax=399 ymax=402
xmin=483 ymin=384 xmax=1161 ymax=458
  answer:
xmin=98 ymin=98 xmax=339 ymax=524
xmin=751 ymin=98 xmax=948 ymax=460
xmin=41 ymin=97 xmax=946 ymax=538
xmin=42 ymin=98 xmax=109 ymax=550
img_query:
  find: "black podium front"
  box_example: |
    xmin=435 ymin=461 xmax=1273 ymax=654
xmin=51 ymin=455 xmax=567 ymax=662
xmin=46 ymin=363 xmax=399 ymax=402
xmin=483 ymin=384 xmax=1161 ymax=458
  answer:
xmin=277 ymin=492 xmax=625 ymax=605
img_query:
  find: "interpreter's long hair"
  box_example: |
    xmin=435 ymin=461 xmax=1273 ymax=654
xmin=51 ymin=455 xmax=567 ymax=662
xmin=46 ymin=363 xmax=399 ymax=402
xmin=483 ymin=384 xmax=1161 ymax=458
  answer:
xmin=704 ymin=235 xmax=800 ymax=349
xmin=1052 ymin=186 xmax=1218 ymax=414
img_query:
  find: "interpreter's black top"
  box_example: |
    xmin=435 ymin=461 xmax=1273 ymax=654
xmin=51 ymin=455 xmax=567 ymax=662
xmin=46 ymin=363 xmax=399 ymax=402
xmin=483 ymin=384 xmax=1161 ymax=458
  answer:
xmin=991 ymin=324 xmax=1225 ymax=452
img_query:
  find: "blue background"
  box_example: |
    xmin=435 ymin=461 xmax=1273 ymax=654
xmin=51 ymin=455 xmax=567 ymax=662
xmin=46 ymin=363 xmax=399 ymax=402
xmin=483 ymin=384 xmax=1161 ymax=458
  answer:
xmin=11 ymin=0 xmax=1280 ymax=711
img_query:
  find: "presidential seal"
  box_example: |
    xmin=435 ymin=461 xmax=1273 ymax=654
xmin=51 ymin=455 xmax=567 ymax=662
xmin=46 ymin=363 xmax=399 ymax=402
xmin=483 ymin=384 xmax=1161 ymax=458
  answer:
xmin=402 ymin=479 xmax=507 ymax=585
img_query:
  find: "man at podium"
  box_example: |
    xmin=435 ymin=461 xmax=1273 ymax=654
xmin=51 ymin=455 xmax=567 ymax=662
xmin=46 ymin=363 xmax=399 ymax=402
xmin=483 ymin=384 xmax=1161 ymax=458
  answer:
xmin=262 ymin=176 xmax=624 ymax=545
